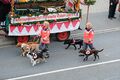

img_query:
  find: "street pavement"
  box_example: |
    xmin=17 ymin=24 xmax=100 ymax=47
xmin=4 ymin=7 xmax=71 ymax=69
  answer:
xmin=0 ymin=0 xmax=120 ymax=80
xmin=10 ymin=61 xmax=120 ymax=80
xmin=0 ymin=30 xmax=120 ymax=80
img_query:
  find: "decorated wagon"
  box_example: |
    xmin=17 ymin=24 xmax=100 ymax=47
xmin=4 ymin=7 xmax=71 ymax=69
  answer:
xmin=0 ymin=0 xmax=82 ymax=43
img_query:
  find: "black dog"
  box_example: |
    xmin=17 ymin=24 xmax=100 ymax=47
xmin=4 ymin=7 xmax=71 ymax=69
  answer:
xmin=79 ymin=49 xmax=104 ymax=61
xmin=64 ymin=39 xmax=83 ymax=50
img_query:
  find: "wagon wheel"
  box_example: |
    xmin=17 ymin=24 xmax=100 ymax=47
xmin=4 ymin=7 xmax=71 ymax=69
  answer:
xmin=17 ymin=36 xmax=29 ymax=43
xmin=56 ymin=31 xmax=70 ymax=41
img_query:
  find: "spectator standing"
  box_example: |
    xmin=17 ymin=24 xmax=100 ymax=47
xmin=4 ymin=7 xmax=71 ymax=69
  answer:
xmin=108 ymin=0 xmax=119 ymax=19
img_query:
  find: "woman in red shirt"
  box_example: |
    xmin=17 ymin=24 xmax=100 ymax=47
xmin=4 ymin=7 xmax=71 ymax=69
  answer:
xmin=82 ymin=22 xmax=95 ymax=50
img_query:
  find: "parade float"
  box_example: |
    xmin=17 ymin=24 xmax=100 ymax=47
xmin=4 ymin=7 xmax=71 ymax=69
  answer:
xmin=0 ymin=0 xmax=82 ymax=43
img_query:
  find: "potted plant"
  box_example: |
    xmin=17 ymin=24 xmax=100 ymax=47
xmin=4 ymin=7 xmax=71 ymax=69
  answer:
xmin=84 ymin=0 xmax=96 ymax=23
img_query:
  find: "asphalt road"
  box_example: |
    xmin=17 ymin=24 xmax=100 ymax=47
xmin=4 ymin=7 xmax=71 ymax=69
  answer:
xmin=0 ymin=0 xmax=120 ymax=79
xmin=0 ymin=30 xmax=120 ymax=80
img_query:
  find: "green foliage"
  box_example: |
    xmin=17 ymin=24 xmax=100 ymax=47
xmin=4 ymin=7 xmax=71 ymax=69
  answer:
xmin=11 ymin=17 xmax=79 ymax=26
xmin=84 ymin=0 xmax=96 ymax=5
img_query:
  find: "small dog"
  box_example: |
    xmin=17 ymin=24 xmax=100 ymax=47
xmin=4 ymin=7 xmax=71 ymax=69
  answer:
xmin=27 ymin=48 xmax=49 ymax=66
xmin=64 ymin=39 xmax=83 ymax=50
xmin=17 ymin=42 xmax=40 ymax=56
xmin=17 ymin=43 xmax=30 ymax=56
xmin=79 ymin=49 xmax=104 ymax=61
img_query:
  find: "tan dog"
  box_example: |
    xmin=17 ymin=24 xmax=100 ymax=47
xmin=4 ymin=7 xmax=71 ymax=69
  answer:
xmin=16 ymin=42 xmax=39 ymax=56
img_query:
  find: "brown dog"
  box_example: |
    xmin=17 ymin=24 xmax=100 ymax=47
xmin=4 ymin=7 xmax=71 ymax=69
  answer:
xmin=79 ymin=49 xmax=104 ymax=61
xmin=16 ymin=42 xmax=39 ymax=56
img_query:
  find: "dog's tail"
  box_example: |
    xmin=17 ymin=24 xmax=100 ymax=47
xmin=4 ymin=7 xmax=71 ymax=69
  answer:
xmin=98 ymin=49 xmax=104 ymax=52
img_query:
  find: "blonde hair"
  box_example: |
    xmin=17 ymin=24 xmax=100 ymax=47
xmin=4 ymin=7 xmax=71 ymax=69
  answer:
xmin=43 ymin=21 xmax=50 ymax=27
xmin=86 ymin=22 xmax=92 ymax=28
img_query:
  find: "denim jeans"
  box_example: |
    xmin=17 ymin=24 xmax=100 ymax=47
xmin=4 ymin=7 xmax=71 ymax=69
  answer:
xmin=82 ymin=42 xmax=95 ymax=50
xmin=39 ymin=43 xmax=48 ymax=50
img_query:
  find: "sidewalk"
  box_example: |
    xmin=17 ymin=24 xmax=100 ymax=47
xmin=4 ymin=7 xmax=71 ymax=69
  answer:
xmin=71 ymin=0 xmax=120 ymax=38
xmin=80 ymin=0 xmax=120 ymax=29
xmin=0 ymin=30 xmax=15 ymax=46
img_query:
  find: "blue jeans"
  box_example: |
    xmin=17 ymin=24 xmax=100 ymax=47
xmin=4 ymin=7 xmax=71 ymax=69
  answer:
xmin=39 ymin=43 xmax=48 ymax=50
xmin=82 ymin=42 xmax=95 ymax=50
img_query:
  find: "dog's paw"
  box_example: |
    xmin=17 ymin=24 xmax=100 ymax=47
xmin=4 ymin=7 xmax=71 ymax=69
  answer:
xmin=44 ymin=53 xmax=50 ymax=58
xmin=79 ymin=54 xmax=85 ymax=57
xmin=78 ymin=48 xmax=80 ymax=49
xmin=83 ymin=59 xmax=86 ymax=61
xmin=20 ymin=54 xmax=23 ymax=56
xmin=93 ymin=59 xmax=97 ymax=61
xmin=83 ymin=58 xmax=87 ymax=61
xmin=31 ymin=59 xmax=34 ymax=63
xmin=44 ymin=60 xmax=47 ymax=63
xmin=65 ymin=48 xmax=68 ymax=49
xmin=32 ymin=61 xmax=36 ymax=66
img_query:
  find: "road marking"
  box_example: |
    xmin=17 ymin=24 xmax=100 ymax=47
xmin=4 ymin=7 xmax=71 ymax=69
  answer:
xmin=72 ymin=27 xmax=120 ymax=36
xmin=6 ymin=59 xmax=120 ymax=80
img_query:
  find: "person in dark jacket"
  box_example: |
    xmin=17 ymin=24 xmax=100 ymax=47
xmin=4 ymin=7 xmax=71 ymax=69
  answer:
xmin=108 ymin=0 xmax=119 ymax=19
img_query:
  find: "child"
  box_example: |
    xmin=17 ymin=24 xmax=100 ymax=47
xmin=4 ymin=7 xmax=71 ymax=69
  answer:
xmin=39 ymin=21 xmax=50 ymax=51
xmin=82 ymin=22 xmax=95 ymax=50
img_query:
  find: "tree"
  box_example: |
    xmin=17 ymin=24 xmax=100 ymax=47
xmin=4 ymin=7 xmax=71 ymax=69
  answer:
xmin=84 ymin=0 xmax=96 ymax=23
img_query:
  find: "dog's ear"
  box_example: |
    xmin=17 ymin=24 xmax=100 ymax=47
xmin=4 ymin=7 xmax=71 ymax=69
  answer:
xmin=32 ymin=48 xmax=36 ymax=52
xmin=30 ymin=47 xmax=33 ymax=52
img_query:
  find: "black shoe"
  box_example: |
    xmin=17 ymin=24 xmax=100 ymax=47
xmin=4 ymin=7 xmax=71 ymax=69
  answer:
xmin=108 ymin=17 xmax=113 ymax=20
xmin=112 ymin=17 xmax=116 ymax=19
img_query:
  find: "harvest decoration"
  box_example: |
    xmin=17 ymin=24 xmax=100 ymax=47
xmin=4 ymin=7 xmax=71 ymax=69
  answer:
xmin=74 ymin=0 xmax=81 ymax=12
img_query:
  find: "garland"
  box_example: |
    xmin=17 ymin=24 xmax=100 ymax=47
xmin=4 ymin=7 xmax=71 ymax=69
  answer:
xmin=13 ymin=10 xmax=81 ymax=18
xmin=11 ymin=10 xmax=81 ymax=26
xmin=15 ymin=1 xmax=62 ymax=4
xmin=84 ymin=0 xmax=96 ymax=5
xmin=12 ymin=17 xmax=80 ymax=26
